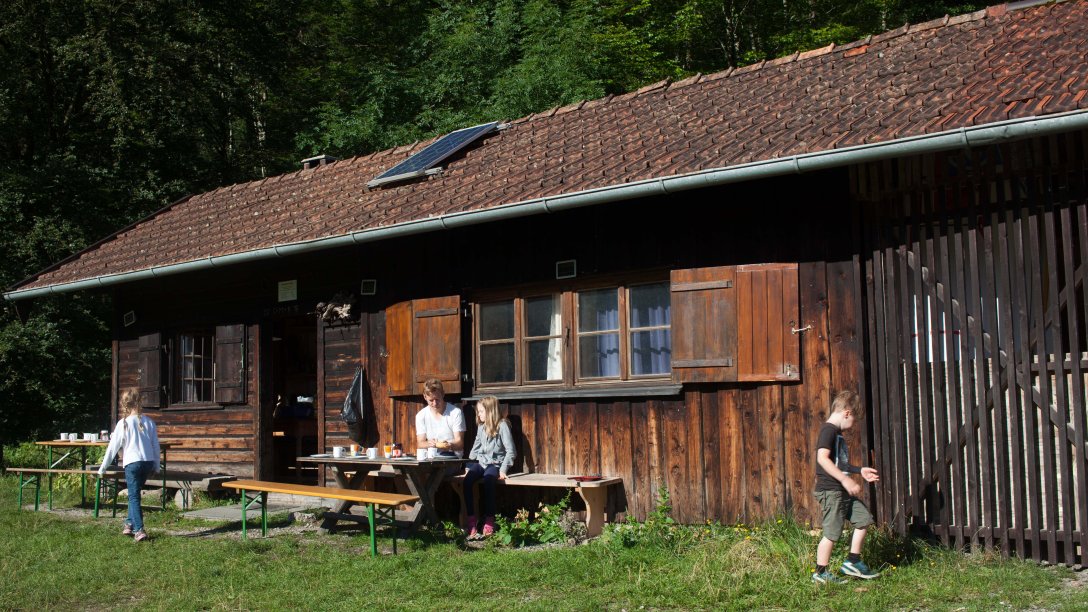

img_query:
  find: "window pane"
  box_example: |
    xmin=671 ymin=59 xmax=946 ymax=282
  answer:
xmin=629 ymin=283 xmax=670 ymax=328
xmin=526 ymin=339 xmax=563 ymax=381
xmin=631 ymin=329 xmax=672 ymax=375
xmin=525 ymin=295 xmax=561 ymax=337
xmin=479 ymin=343 xmax=515 ymax=384
xmin=578 ymin=288 xmax=618 ymax=332
xmin=579 ymin=334 xmax=620 ymax=378
xmin=479 ymin=301 xmax=514 ymax=341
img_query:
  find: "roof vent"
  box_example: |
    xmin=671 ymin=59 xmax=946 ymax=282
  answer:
xmin=301 ymin=154 xmax=338 ymax=170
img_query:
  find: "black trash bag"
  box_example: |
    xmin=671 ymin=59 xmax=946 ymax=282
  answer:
xmin=342 ymin=366 xmax=367 ymax=444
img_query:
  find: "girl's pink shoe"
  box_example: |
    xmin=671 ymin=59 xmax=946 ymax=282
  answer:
xmin=465 ymin=516 xmax=478 ymax=539
xmin=481 ymin=516 xmax=496 ymax=537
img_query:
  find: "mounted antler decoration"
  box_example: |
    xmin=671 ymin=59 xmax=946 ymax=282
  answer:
xmin=315 ymin=292 xmax=357 ymax=323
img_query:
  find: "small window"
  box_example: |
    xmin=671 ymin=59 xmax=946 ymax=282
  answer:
xmin=474 ymin=281 xmax=670 ymax=391
xmin=176 ymin=330 xmax=214 ymax=403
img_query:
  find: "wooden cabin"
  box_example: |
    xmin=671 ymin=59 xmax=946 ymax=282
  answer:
xmin=6 ymin=0 xmax=1088 ymax=566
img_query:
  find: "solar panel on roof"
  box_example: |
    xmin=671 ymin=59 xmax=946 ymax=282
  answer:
xmin=367 ymin=122 xmax=499 ymax=187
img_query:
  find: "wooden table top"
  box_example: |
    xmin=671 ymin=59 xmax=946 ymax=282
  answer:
xmin=37 ymin=440 xmax=176 ymax=448
xmin=296 ymin=455 xmax=464 ymax=467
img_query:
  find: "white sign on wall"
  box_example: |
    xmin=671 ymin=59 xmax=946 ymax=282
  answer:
xmin=277 ymin=280 xmax=298 ymax=302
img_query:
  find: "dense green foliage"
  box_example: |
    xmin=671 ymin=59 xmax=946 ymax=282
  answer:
xmin=0 ymin=0 xmax=981 ymax=446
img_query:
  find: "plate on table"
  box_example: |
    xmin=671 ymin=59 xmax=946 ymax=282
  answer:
xmin=310 ymin=453 xmax=332 ymax=458
xmin=569 ymin=475 xmax=603 ymax=482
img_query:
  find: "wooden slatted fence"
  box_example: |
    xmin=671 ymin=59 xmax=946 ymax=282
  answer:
xmin=857 ymin=132 xmax=1088 ymax=566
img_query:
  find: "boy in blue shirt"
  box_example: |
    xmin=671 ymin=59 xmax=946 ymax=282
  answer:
xmin=812 ymin=390 xmax=881 ymax=583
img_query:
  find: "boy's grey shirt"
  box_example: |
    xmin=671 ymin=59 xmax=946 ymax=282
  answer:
xmin=468 ymin=420 xmax=516 ymax=475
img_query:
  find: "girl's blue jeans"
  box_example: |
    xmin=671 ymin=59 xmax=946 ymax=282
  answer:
xmin=463 ymin=462 xmax=500 ymax=517
xmin=124 ymin=461 xmax=156 ymax=532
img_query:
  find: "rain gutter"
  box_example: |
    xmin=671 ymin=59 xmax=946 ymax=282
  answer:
xmin=7 ymin=109 xmax=1088 ymax=301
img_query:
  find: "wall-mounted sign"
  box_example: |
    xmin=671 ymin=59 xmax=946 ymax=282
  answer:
xmin=277 ymin=280 xmax=298 ymax=302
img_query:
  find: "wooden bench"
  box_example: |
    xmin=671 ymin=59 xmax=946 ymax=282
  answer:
xmin=221 ymin=480 xmax=419 ymax=556
xmin=450 ymin=473 xmax=622 ymax=536
xmin=5 ymin=467 xmax=125 ymax=518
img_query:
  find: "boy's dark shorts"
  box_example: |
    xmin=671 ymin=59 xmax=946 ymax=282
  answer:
xmin=814 ymin=490 xmax=873 ymax=541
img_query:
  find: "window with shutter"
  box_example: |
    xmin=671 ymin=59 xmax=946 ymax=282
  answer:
xmin=386 ymin=296 xmax=462 ymax=396
xmin=214 ymin=324 xmax=247 ymax=403
xmin=137 ymin=332 xmax=164 ymax=408
xmin=473 ymin=281 xmax=671 ymax=391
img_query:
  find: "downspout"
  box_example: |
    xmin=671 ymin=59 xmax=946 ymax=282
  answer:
xmin=7 ymin=109 xmax=1088 ymax=301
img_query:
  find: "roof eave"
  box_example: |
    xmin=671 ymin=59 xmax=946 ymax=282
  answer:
xmin=8 ymin=108 xmax=1088 ymax=302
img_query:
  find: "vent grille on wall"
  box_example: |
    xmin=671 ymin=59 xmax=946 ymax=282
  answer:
xmin=556 ymin=260 xmax=577 ymax=279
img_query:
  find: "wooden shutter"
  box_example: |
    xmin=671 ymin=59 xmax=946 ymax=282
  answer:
xmin=386 ymin=300 xmax=414 ymax=396
xmin=214 ymin=324 xmax=247 ymax=404
xmin=386 ymin=296 xmax=463 ymax=396
xmin=670 ymin=266 xmax=738 ymax=383
xmin=413 ymin=296 xmax=462 ymax=394
xmin=137 ymin=332 xmax=164 ymax=408
xmin=736 ymin=263 xmax=801 ymax=381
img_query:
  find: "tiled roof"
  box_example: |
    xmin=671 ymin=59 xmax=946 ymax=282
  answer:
xmin=12 ymin=0 xmax=1088 ymax=293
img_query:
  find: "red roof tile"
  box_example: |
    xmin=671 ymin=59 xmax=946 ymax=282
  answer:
xmin=12 ymin=0 xmax=1088 ymax=293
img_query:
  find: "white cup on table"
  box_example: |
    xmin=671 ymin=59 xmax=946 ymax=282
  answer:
xmin=366 ymin=447 xmax=377 ymax=459
xmin=332 ymin=446 xmax=344 ymax=458
xmin=59 ymin=433 xmax=69 ymax=441
xmin=417 ymin=447 xmax=427 ymax=460
xmin=428 ymin=447 xmax=438 ymax=459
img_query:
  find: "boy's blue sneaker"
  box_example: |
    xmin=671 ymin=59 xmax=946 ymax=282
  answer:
xmin=811 ymin=570 xmax=846 ymax=584
xmin=840 ymin=559 xmax=880 ymax=579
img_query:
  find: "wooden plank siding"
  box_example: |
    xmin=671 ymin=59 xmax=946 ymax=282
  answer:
xmin=857 ymin=132 xmax=1088 ymax=567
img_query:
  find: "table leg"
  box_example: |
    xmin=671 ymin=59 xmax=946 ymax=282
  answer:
xmin=94 ymin=477 xmax=101 ymax=518
xmin=80 ymin=447 xmax=87 ymax=507
xmin=398 ymin=465 xmax=446 ymax=530
xmin=47 ymin=447 xmax=53 ymax=510
xmin=160 ymin=448 xmax=168 ymax=510
xmin=318 ymin=466 xmax=367 ymax=532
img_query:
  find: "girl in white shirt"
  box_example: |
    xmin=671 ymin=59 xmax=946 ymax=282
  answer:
xmin=99 ymin=388 xmax=161 ymax=542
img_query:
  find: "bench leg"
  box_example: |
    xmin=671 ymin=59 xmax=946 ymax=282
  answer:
xmin=18 ymin=473 xmax=40 ymax=511
xmin=240 ymin=490 xmax=268 ymax=539
xmin=577 ymin=487 xmax=608 ymax=537
xmin=368 ymin=504 xmax=377 ymax=557
xmin=94 ymin=478 xmax=101 ymax=518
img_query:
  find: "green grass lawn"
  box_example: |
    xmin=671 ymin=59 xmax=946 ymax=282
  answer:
xmin=1 ymin=475 xmax=1084 ymax=611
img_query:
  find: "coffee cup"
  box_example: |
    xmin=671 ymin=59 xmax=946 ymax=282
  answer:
xmin=59 ymin=433 xmax=69 ymax=441
xmin=417 ymin=447 xmax=427 ymax=460
xmin=333 ymin=446 xmax=344 ymax=458
xmin=428 ymin=447 xmax=438 ymax=459
xmin=366 ymin=447 xmax=377 ymax=459
xmin=84 ymin=433 xmax=96 ymax=441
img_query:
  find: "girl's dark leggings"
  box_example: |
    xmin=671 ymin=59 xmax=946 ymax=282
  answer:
xmin=463 ymin=462 xmax=500 ymax=517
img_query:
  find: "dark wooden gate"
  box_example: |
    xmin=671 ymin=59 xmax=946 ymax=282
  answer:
xmin=857 ymin=133 xmax=1088 ymax=567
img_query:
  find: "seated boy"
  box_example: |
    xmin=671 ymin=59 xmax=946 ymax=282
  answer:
xmin=812 ymin=390 xmax=881 ymax=583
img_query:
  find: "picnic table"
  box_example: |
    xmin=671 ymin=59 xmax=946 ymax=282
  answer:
xmin=296 ymin=454 xmax=465 ymax=532
xmin=35 ymin=440 xmax=174 ymax=510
